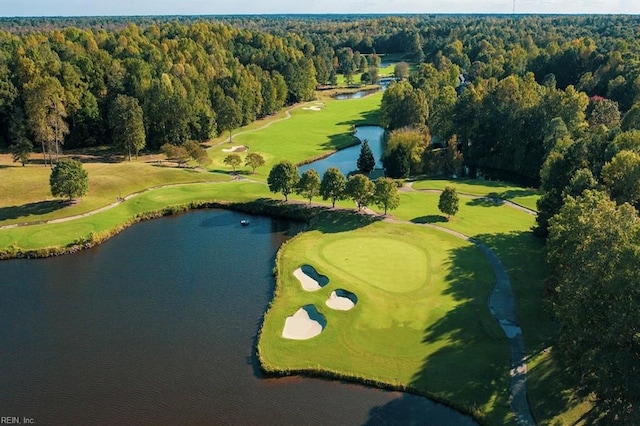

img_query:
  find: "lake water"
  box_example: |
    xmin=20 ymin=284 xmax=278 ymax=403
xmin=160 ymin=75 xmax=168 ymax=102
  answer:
xmin=0 ymin=209 xmax=475 ymax=425
xmin=299 ymin=125 xmax=386 ymax=177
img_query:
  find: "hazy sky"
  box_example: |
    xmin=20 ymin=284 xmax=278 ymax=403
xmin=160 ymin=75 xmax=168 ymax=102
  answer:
xmin=1 ymin=0 xmax=638 ymax=16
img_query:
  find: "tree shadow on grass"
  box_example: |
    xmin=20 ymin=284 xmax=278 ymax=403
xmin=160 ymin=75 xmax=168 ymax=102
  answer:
xmin=318 ymin=132 xmax=359 ymax=152
xmin=0 ymin=200 xmax=68 ymax=222
xmin=487 ymin=189 xmax=538 ymax=200
xmin=365 ymin=236 xmax=510 ymax=424
xmin=310 ymin=209 xmax=380 ymax=234
xmin=470 ymin=232 xmax=592 ymax=423
xmin=466 ymin=197 xmax=505 ymax=208
xmin=411 ymin=215 xmax=448 ymax=224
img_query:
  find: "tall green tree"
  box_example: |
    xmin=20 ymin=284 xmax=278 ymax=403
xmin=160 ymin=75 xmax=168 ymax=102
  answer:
xmin=216 ymin=96 xmax=243 ymax=143
xmin=49 ymin=158 xmax=88 ymax=201
xmin=267 ymin=160 xmax=299 ymax=201
xmin=245 ymin=152 xmax=265 ymax=174
xmin=438 ymin=187 xmax=459 ymax=219
xmin=548 ymin=190 xmax=640 ymax=423
xmin=374 ymin=177 xmax=400 ymax=215
xmin=296 ymin=169 xmax=321 ymax=204
xmin=109 ymin=94 xmax=145 ymax=161
xmin=320 ymin=166 xmax=347 ymax=208
xmin=442 ymin=135 xmax=464 ymax=177
xmin=10 ymin=139 xmax=33 ymax=166
xmin=601 ymin=150 xmax=640 ymax=206
xmin=23 ymin=76 xmax=69 ymax=166
xmin=380 ymin=81 xmax=428 ymax=130
xmin=382 ymin=143 xmax=411 ymax=178
xmin=356 ymin=140 xmax=376 ymax=174
xmin=223 ymin=154 xmax=242 ymax=173
xmin=8 ymin=108 xmax=33 ymax=166
xmin=345 ymin=174 xmax=374 ymax=211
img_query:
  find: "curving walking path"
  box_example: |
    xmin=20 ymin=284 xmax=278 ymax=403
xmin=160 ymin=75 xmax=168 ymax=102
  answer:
xmin=404 ymin=182 xmax=537 ymax=216
xmin=384 ymin=216 xmax=536 ymax=425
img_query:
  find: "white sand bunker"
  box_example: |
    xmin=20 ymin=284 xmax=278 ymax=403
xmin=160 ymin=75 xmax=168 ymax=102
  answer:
xmin=293 ymin=264 xmax=329 ymax=292
xmin=303 ymin=106 xmax=322 ymax=111
xmin=326 ymin=289 xmax=358 ymax=311
xmin=282 ymin=305 xmax=327 ymax=340
xmin=222 ymin=145 xmax=248 ymax=153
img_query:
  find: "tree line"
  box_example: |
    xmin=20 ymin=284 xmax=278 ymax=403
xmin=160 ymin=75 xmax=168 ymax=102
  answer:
xmin=267 ymin=162 xmax=400 ymax=215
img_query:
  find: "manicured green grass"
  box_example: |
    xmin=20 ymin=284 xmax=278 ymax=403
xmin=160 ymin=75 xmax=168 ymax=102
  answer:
xmin=209 ymin=94 xmax=382 ymax=179
xmin=259 ymin=220 xmax=512 ymax=424
xmin=412 ymin=179 xmax=540 ymax=212
xmin=387 ymin=190 xmax=536 ymax=237
xmin=0 ymin=159 xmax=228 ymax=225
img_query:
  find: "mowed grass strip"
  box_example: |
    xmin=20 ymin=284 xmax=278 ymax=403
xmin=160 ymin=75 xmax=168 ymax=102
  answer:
xmin=259 ymin=221 xmax=512 ymax=424
xmin=412 ymin=179 xmax=540 ymax=212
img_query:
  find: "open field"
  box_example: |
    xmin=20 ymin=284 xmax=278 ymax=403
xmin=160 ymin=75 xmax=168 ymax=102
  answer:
xmin=259 ymin=220 xmax=511 ymax=423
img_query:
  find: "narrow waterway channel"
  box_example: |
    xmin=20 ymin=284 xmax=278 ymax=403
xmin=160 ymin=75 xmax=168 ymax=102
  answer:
xmin=299 ymin=125 xmax=386 ymax=177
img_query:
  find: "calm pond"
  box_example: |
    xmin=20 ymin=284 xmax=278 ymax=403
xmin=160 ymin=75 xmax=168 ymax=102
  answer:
xmin=0 ymin=210 xmax=475 ymax=425
xmin=299 ymin=125 xmax=386 ymax=177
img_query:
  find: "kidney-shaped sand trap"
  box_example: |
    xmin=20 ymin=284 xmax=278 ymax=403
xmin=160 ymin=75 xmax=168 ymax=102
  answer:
xmin=293 ymin=264 xmax=329 ymax=292
xmin=282 ymin=305 xmax=327 ymax=340
xmin=326 ymin=289 xmax=358 ymax=311
xmin=222 ymin=145 xmax=248 ymax=153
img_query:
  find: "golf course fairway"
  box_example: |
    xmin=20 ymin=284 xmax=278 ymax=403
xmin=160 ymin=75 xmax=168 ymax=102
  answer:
xmin=258 ymin=220 xmax=513 ymax=423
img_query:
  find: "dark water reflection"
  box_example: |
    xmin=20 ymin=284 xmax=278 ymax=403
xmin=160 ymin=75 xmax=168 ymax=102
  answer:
xmin=0 ymin=209 xmax=475 ymax=425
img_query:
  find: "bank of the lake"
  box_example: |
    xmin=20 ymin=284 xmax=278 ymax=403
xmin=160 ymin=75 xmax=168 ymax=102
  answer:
xmin=259 ymin=220 xmax=510 ymax=424
xmin=0 ymin=209 xmax=475 ymax=425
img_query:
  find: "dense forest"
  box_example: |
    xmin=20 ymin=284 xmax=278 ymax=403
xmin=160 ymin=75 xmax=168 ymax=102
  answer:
xmin=2 ymin=14 xmax=640 ymax=421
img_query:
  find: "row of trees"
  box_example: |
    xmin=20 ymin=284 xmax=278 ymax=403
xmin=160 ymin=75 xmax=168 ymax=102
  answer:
xmin=267 ymin=161 xmax=400 ymax=215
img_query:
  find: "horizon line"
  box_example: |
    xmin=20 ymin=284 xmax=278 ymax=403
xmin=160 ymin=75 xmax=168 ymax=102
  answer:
xmin=1 ymin=12 xmax=638 ymax=19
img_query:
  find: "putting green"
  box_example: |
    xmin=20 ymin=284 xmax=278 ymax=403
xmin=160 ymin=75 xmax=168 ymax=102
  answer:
xmin=320 ymin=237 xmax=428 ymax=293
xmin=259 ymin=220 xmax=509 ymax=422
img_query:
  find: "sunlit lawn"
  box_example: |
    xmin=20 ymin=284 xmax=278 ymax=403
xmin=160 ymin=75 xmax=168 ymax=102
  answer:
xmin=412 ymin=178 xmax=540 ymax=212
xmin=259 ymin=220 xmax=511 ymax=424
xmin=209 ymin=93 xmax=382 ymax=179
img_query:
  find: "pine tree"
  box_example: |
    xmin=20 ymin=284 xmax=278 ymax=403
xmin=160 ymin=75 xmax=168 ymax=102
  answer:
xmin=357 ymin=140 xmax=376 ymax=174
